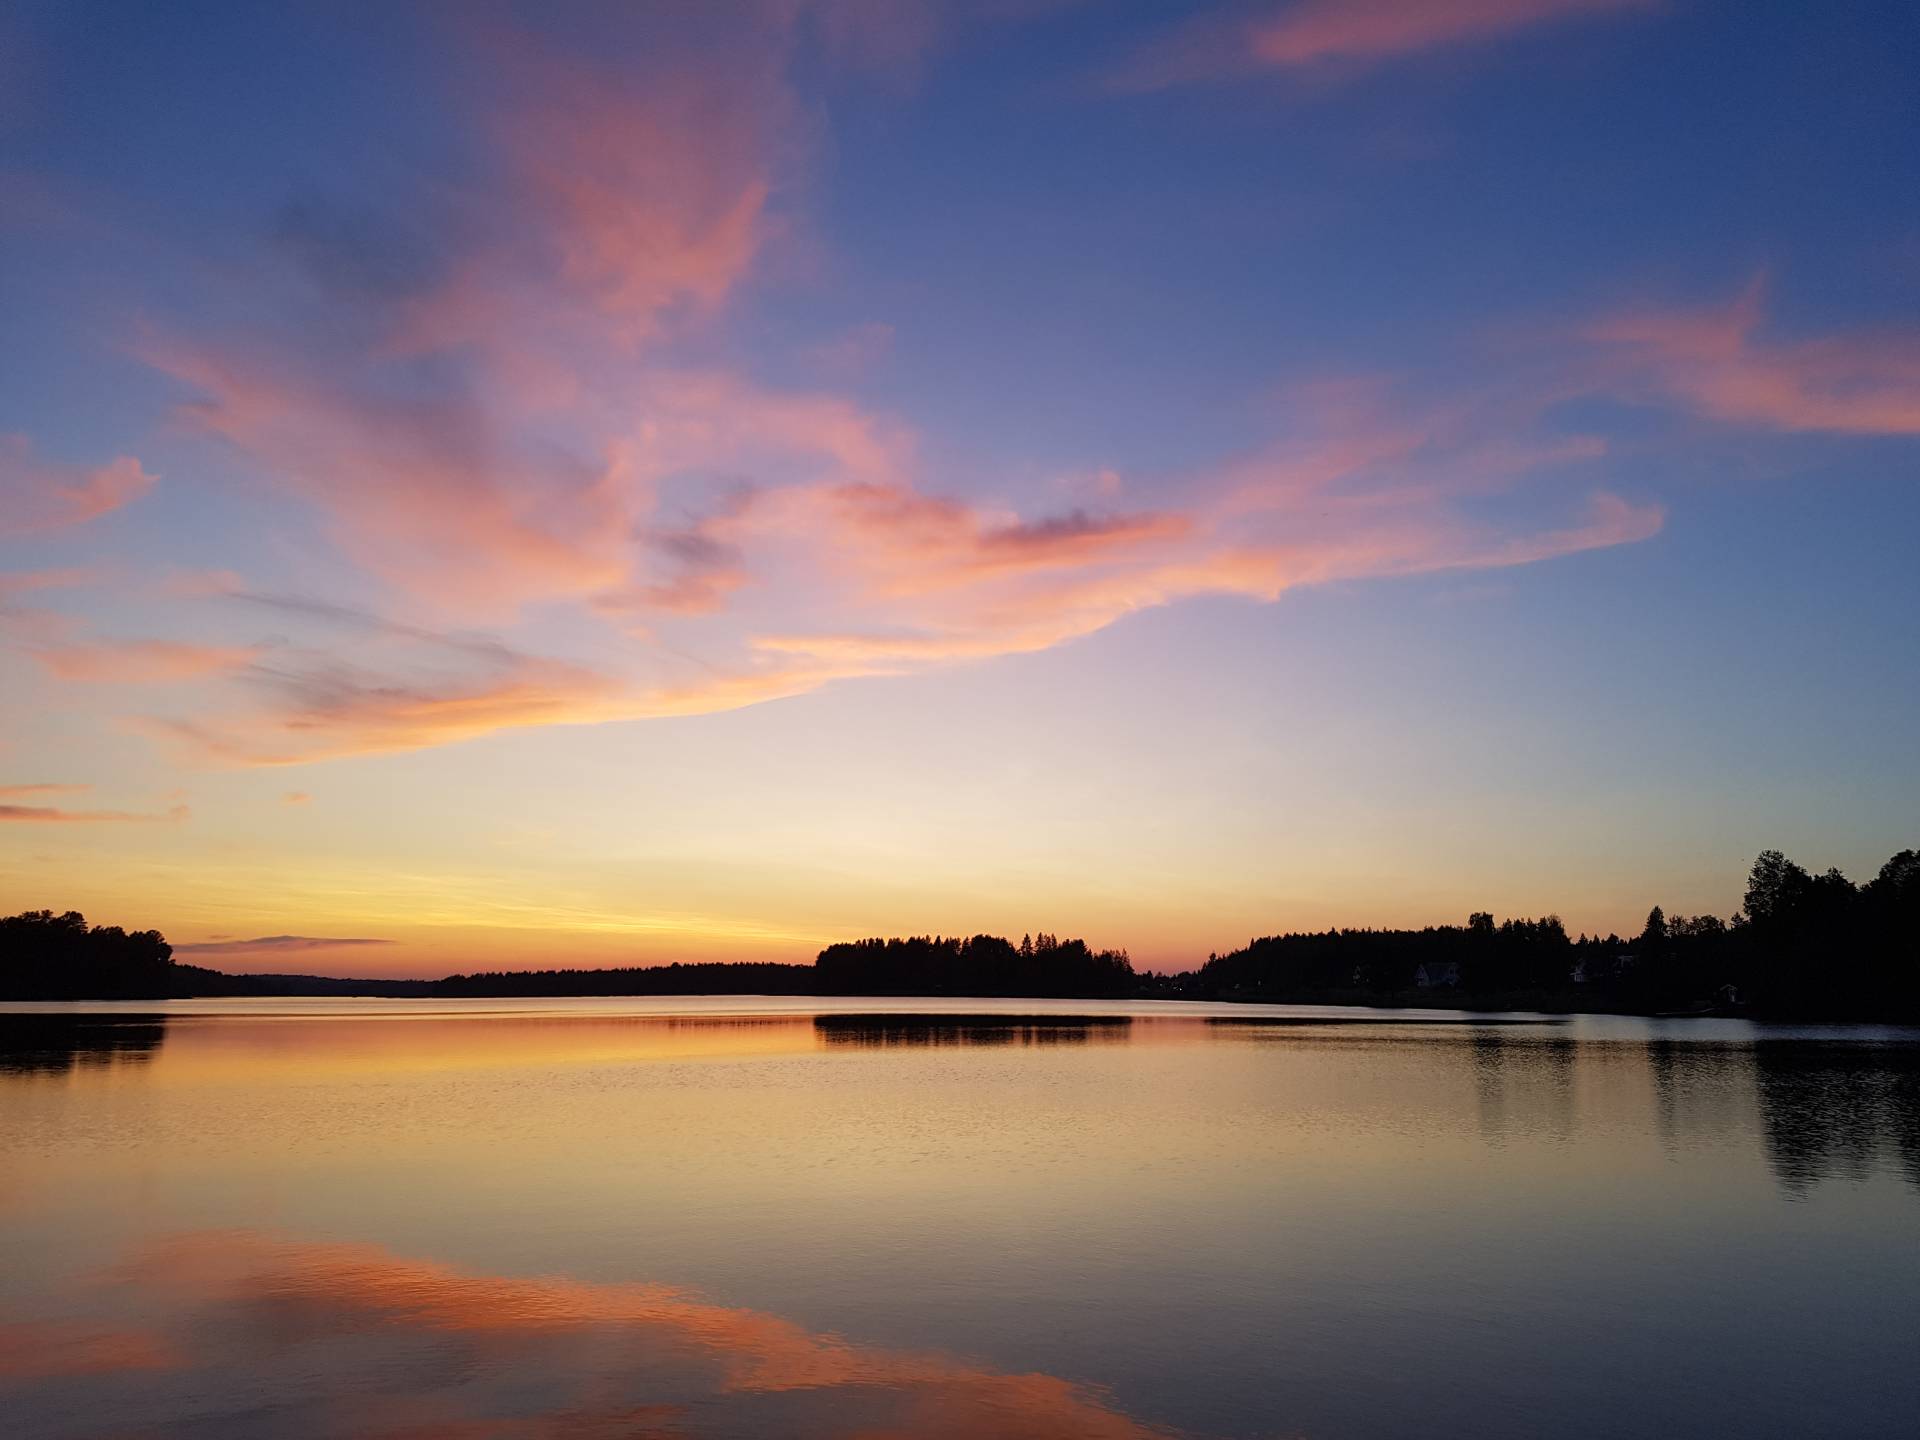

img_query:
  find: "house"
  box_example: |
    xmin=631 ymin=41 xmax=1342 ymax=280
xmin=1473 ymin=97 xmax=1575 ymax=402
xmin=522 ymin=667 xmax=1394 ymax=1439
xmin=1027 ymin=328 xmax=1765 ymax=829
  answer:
xmin=1414 ymin=959 xmax=1460 ymax=989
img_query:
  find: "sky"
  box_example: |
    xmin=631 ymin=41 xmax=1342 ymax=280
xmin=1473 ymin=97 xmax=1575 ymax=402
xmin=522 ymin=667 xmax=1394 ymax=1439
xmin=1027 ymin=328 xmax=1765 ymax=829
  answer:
xmin=1 ymin=0 xmax=1916 ymax=977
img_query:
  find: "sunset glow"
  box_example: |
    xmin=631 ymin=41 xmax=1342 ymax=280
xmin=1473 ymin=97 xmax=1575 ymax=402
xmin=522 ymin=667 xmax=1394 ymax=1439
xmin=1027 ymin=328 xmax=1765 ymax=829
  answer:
xmin=3 ymin=2 xmax=1915 ymax=975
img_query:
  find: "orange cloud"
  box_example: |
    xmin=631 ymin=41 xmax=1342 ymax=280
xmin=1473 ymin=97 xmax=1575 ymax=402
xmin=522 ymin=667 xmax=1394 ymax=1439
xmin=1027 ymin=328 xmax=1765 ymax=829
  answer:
xmin=136 ymin=371 xmax=1661 ymax=764
xmin=142 ymin=648 xmax=636 ymax=765
xmin=1589 ymin=284 xmax=1920 ymax=435
xmin=0 ymin=802 xmax=187 ymax=824
xmin=780 ymin=481 xmax=1194 ymax=595
xmin=1110 ymin=0 xmax=1655 ymax=89
xmin=0 ymin=433 xmax=154 ymax=534
xmin=730 ymin=383 xmax=1652 ymax=677
xmin=31 ymin=638 xmax=262 ymax=683
xmin=0 ymin=782 xmax=90 ymax=797
xmin=97 ymin=1231 xmax=1176 ymax=1439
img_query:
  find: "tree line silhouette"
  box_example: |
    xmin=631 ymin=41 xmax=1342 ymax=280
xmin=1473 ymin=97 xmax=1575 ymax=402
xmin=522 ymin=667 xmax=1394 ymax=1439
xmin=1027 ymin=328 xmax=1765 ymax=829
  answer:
xmin=4 ymin=846 xmax=1914 ymax=1015
xmin=1179 ymin=848 xmax=1917 ymax=1016
xmin=814 ymin=933 xmax=1135 ymax=998
xmin=0 ymin=910 xmax=186 ymax=1000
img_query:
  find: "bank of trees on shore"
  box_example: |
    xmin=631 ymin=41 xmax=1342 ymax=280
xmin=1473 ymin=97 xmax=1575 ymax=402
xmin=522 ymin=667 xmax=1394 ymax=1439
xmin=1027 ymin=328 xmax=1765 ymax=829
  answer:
xmin=1182 ymin=848 xmax=1918 ymax=1017
xmin=814 ymin=932 xmax=1135 ymax=998
xmin=438 ymin=962 xmax=816 ymax=997
xmin=4 ymin=847 xmax=1913 ymax=1015
xmin=0 ymin=910 xmax=184 ymax=1000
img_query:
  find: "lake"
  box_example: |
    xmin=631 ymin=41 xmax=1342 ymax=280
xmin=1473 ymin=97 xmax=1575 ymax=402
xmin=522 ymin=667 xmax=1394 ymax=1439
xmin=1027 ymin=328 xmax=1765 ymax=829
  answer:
xmin=3 ymin=998 xmax=1917 ymax=1438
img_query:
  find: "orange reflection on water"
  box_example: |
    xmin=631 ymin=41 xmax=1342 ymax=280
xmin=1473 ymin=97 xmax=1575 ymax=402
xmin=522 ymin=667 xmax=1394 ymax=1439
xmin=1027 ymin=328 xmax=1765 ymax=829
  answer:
xmin=150 ymin=1013 xmax=825 ymax=1082
xmin=0 ymin=1320 xmax=177 ymax=1380
xmin=39 ymin=1230 xmax=1180 ymax=1438
xmin=128 ymin=1011 xmax=1177 ymax=1084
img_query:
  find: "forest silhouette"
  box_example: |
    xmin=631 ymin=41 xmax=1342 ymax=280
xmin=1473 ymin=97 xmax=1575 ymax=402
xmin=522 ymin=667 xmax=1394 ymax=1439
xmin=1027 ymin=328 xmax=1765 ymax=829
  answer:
xmin=3 ymin=846 xmax=1915 ymax=1017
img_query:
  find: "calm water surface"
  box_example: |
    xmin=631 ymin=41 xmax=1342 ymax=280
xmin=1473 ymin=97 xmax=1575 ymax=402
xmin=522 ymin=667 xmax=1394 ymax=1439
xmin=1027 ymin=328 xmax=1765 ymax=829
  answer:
xmin=3 ymin=998 xmax=1917 ymax=1438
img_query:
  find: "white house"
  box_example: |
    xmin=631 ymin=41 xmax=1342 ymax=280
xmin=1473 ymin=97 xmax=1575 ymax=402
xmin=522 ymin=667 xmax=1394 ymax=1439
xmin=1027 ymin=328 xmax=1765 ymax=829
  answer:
xmin=1414 ymin=959 xmax=1461 ymax=989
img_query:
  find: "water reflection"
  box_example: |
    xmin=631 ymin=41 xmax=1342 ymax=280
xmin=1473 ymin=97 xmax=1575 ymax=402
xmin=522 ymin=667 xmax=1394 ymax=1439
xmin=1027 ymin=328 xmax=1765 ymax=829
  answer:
xmin=4 ymin=1004 xmax=1919 ymax=1208
xmin=815 ymin=1014 xmax=1135 ymax=1048
xmin=0 ymin=1012 xmax=168 ymax=1076
xmin=3 ymin=1004 xmax=1920 ymax=1436
xmin=1752 ymin=1042 xmax=1920 ymax=1197
xmin=1463 ymin=1029 xmax=1580 ymax=1145
xmin=0 ymin=1231 xmax=1178 ymax=1439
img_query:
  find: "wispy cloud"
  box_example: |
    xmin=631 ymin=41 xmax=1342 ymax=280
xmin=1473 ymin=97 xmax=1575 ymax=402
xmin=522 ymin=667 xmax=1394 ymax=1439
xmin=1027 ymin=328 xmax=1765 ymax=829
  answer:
xmin=0 ymin=567 xmax=101 ymax=599
xmin=141 ymin=649 xmax=635 ymax=766
xmin=1587 ymin=280 xmax=1920 ymax=435
xmin=108 ymin=10 xmax=1676 ymax=768
xmin=0 ymin=802 xmax=188 ymax=824
xmin=1108 ymin=0 xmax=1656 ymax=91
xmin=172 ymin=935 xmax=392 ymax=957
xmin=0 ymin=782 xmax=91 ymax=798
xmin=30 ymin=639 xmax=264 ymax=683
xmin=0 ymin=433 xmax=154 ymax=534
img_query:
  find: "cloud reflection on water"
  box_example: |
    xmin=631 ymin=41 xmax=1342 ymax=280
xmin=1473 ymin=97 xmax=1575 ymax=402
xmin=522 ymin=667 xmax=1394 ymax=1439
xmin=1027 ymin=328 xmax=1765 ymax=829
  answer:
xmin=19 ymin=1230 xmax=1179 ymax=1439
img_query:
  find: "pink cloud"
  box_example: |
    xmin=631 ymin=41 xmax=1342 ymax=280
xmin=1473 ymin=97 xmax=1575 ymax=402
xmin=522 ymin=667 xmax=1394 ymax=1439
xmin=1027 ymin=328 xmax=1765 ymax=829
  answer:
xmin=721 ymin=378 xmax=1652 ymax=680
xmin=0 ymin=782 xmax=91 ymax=798
xmin=1588 ymin=284 xmax=1920 ymax=435
xmin=1110 ymin=0 xmax=1655 ymax=89
xmin=102 ymin=15 xmax=1674 ymax=769
xmin=770 ymin=481 xmax=1193 ymax=597
xmin=384 ymin=25 xmax=788 ymax=364
xmin=1252 ymin=0 xmax=1654 ymax=66
xmin=0 ymin=566 xmax=99 ymax=598
xmin=133 ymin=347 xmax=1665 ymax=765
xmin=749 ymin=488 xmax=1659 ymax=671
xmin=491 ymin=53 xmax=777 ymax=340
xmin=143 ymin=339 xmax=639 ymax=617
xmin=0 ymin=434 xmax=154 ymax=534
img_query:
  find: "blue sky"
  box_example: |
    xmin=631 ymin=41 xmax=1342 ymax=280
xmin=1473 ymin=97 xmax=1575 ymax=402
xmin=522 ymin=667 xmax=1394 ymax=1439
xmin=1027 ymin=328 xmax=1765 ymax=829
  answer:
xmin=2 ymin=0 xmax=1916 ymax=972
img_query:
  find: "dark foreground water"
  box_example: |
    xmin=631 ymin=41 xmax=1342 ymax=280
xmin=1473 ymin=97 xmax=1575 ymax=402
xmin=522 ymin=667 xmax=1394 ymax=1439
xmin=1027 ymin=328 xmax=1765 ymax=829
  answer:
xmin=2 ymin=998 xmax=1917 ymax=1439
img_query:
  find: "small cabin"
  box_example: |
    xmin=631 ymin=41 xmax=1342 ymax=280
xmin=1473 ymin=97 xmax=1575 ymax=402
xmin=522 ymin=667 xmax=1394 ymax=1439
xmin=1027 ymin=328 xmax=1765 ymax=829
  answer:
xmin=1414 ymin=959 xmax=1461 ymax=989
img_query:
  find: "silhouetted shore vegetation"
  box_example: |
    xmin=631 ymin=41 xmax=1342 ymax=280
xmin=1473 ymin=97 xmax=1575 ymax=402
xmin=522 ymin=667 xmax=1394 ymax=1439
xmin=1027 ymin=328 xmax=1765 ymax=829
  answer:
xmin=814 ymin=932 xmax=1135 ymax=997
xmin=1168 ymin=847 xmax=1917 ymax=1018
xmin=4 ymin=847 xmax=1914 ymax=1017
xmin=0 ymin=910 xmax=185 ymax=1000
